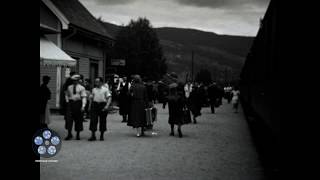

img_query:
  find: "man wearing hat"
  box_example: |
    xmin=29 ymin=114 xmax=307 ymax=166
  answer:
xmin=64 ymin=74 xmax=87 ymax=140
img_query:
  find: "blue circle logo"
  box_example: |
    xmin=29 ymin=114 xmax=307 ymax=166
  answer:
xmin=34 ymin=136 xmax=43 ymax=145
xmin=43 ymin=130 xmax=51 ymax=139
xmin=32 ymin=128 xmax=62 ymax=158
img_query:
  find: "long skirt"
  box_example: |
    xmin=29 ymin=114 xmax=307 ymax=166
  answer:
xmin=127 ymin=100 xmax=146 ymax=128
xmin=40 ymin=104 xmax=51 ymax=125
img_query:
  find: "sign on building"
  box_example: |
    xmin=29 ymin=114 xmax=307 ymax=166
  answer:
xmin=65 ymin=68 xmax=71 ymax=77
xmin=111 ymin=59 xmax=126 ymax=66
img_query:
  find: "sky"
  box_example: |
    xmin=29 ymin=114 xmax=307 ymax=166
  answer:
xmin=79 ymin=0 xmax=270 ymax=36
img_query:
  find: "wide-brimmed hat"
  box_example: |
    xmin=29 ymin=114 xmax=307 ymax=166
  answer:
xmin=169 ymin=83 xmax=178 ymax=89
xmin=133 ymin=75 xmax=142 ymax=83
xmin=71 ymin=74 xmax=81 ymax=80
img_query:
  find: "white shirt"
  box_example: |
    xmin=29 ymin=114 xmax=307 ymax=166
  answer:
xmin=92 ymin=86 xmax=111 ymax=103
xmin=66 ymin=84 xmax=87 ymax=101
xmin=184 ymin=84 xmax=193 ymax=98
xmin=231 ymin=90 xmax=240 ymax=103
xmin=117 ymin=82 xmax=131 ymax=91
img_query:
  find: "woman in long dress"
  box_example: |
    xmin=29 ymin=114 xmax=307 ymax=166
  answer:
xmin=127 ymin=75 xmax=149 ymax=137
xmin=231 ymin=86 xmax=240 ymax=113
xmin=40 ymin=76 xmax=51 ymax=128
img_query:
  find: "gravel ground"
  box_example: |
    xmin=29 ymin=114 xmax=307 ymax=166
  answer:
xmin=40 ymin=100 xmax=265 ymax=180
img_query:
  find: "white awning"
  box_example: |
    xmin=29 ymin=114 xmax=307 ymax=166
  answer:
xmin=40 ymin=36 xmax=76 ymax=67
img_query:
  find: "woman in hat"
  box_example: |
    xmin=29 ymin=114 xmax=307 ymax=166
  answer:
xmin=127 ymin=75 xmax=149 ymax=137
xmin=164 ymin=83 xmax=186 ymax=137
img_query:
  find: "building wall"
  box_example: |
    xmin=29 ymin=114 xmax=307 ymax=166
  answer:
xmin=63 ymin=35 xmax=105 ymax=81
xmin=79 ymin=57 xmax=90 ymax=78
xmin=99 ymin=59 xmax=103 ymax=77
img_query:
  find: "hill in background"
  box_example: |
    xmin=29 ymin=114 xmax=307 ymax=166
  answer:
xmin=101 ymin=22 xmax=254 ymax=83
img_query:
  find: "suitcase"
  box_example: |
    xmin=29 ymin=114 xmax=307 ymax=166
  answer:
xmin=145 ymin=108 xmax=153 ymax=126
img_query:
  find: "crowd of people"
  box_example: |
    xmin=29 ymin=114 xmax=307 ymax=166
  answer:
xmin=40 ymin=72 xmax=240 ymax=140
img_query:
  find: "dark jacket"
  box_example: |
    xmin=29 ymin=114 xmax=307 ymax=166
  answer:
xmin=119 ymin=82 xmax=130 ymax=115
xmin=189 ymin=87 xmax=202 ymax=117
xmin=208 ymin=85 xmax=218 ymax=102
xmin=166 ymin=94 xmax=185 ymax=125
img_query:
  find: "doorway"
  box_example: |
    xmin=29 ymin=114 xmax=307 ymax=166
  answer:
xmin=90 ymin=60 xmax=99 ymax=83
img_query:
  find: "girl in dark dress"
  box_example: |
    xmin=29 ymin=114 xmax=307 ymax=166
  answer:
xmin=189 ymin=85 xmax=202 ymax=124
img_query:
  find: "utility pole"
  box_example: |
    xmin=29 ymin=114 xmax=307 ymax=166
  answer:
xmin=191 ymin=50 xmax=194 ymax=82
xmin=224 ymin=67 xmax=228 ymax=85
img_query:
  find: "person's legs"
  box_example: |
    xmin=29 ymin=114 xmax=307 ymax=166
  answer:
xmin=234 ymin=103 xmax=239 ymax=113
xmin=210 ymin=100 xmax=215 ymax=114
xmin=65 ymin=103 xmax=73 ymax=140
xmin=85 ymin=99 xmax=90 ymax=119
xmin=178 ymin=124 xmax=183 ymax=138
xmin=141 ymin=126 xmax=145 ymax=136
xmin=99 ymin=110 xmax=107 ymax=141
xmin=170 ymin=123 xmax=174 ymax=136
xmin=75 ymin=131 xmax=80 ymax=140
xmin=136 ymin=128 xmax=141 ymax=137
xmin=193 ymin=114 xmax=197 ymax=124
xmin=89 ymin=103 xmax=98 ymax=141
xmin=65 ymin=129 xmax=73 ymax=140
xmin=40 ymin=113 xmax=48 ymax=128
xmin=100 ymin=131 xmax=105 ymax=141
xmin=73 ymin=101 xmax=83 ymax=140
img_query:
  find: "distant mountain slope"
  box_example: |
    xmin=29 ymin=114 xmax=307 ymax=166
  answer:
xmin=155 ymin=27 xmax=253 ymax=57
xmin=100 ymin=21 xmax=254 ymax=82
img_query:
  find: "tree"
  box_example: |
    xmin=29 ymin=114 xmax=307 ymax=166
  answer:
xmin=112 ymin=17 xmax=167 ymax=80
xmin=195 ymin=69 xmax=212 ymax=85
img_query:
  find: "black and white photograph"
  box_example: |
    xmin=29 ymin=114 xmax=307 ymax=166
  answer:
xmin=39 ymin=0 xmax=279 ymax=179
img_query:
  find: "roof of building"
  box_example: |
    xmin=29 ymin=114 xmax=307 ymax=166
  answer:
xmin=51 ymin=0 xmax=114 ymax=40
xmin=100 ymin=21 xmax=122 ymax=39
